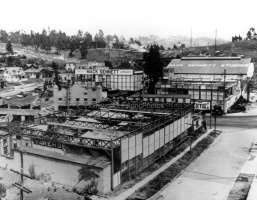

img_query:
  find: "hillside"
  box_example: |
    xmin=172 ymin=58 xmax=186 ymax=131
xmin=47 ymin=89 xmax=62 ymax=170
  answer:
xmin=185 ymin=40 xmax=257 ymax=61
xmin=2 ymin=40 xmax=257 ymax=66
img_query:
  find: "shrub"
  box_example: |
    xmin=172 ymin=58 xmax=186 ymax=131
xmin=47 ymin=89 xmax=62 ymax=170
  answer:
xmin=0 ymin=183 xmax=6 ymax=198
xmin=28 ymin=164 xmax=36 ymax=179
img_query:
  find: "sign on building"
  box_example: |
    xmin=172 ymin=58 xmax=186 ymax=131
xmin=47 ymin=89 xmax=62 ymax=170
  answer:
xmin=75 ymin=69 xmax=133 ymax=75
xmin=194 ymin=102 xmax=210 ymax=110
xmin=33 ymin=138 xmax=63 ymax=149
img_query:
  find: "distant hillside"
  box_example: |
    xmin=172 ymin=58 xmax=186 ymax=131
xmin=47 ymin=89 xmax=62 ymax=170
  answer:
xmin=159 ymin=40 xmax=257 ymax=62
xmin=136 ymin=35 xmax=229 ymax=49
xmin=188 ymin=40 xmax=257 ymax=61
xmin=86 ymin=48 xmax=143 ymax=65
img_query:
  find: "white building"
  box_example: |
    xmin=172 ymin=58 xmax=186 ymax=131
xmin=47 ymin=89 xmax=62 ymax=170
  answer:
xmin=159 ymin=57 xmax=254 ymax=113
xmin=75 ymin=68 xmax=143 ymax=91
xmin=53 ymin=84 xmax=107 ymax=110
xmin=2 ymin=67 xmax=27 ymax=82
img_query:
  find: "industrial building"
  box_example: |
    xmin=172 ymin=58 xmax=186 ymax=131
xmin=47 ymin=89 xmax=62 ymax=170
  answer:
xmin=53 ymin=84 xmax=107 ymax=110
xmin=75 ymin=68 xmax=143 ymax=91
xmin=0 ymin=99 xmax=202 ymax=194
xmin=127 ymin=94 xmax=191 ymax=103
xmin=158 ymin=57 xmax=254 ymax=113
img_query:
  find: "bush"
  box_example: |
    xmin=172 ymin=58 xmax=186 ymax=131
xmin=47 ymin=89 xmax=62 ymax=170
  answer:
xmin=28 ymin=164 xmax=36 ymax=179
xmin=0 ymin=183 xmax=6 ymax=198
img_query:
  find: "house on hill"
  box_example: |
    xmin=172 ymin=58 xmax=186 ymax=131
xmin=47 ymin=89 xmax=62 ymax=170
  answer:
xmin=22 ymin=63 xmax=38 ymax=71
xmin=2 ymin=67 xmax=27 ymax=82
xmin=24 ymin=68 xmax=42 ymax=79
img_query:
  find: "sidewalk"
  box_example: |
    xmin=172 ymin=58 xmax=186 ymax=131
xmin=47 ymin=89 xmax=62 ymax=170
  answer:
xmin=111 ymin=129 xmax=214 ymax=200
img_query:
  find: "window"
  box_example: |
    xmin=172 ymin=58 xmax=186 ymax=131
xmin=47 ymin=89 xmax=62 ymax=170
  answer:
xmin=58 ymin=98 xmax=62 ymax=101
xmin=84 ymin=93 xmax=87 ymax=95
xmin=76 ymin=98 xmax=80 ymax=101
xmin=3 ymin=146 xmax=8 ymax=155
xmin=84 ymin=98 xmax=88 ymax=101
xmin=68 ymin=98 xmax=71 ymax=101
xmin=92 ymin=98 xmax=96 ymax=102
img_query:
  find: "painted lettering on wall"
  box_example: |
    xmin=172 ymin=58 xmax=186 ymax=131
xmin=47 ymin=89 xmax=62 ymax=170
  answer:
xmin=75 ymin=69 xmax=133 ymax=75
xmin=33 ymin=139 xmax=63 ymax=149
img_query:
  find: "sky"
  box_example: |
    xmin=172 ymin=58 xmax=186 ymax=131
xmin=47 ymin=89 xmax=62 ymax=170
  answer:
xmin=0 ymin=0 xmax=256 ymax=40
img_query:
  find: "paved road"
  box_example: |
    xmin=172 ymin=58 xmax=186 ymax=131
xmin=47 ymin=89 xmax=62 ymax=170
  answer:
xmin=157 ymin=114 xmax=257 ymax=200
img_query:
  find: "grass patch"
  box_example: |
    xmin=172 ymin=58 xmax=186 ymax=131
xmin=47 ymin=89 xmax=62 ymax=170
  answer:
xmin=125 ymin=130 xmax=221 ymax=200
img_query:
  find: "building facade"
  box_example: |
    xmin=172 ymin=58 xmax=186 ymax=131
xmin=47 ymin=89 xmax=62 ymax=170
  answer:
xmin=159 ymin=57 xmax=254 ymax=113
xmin=53 ymin=84 xmax=107 ymax=110
xmin=75 ymin=68 xmax=143 ymax=91
xmin=0 ymin=100 xmax=202 ymax=194
xmin=2 ymin=67 xmax=27 ymax=82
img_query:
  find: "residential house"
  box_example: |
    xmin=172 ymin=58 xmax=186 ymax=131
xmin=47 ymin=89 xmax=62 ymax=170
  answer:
xmin=24 ymin=68 xmax=42 ymax=79
xmin=2 ymin=67 xmax=27 ymax=82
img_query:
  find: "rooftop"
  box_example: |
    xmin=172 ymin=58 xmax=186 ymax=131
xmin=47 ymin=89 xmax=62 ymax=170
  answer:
xmin=14 ymin=99 xmax=194 ymax=149
xmin=167 ymin=57 xmax=254 ymax=76
xmin=15 ymin=146 xmax=110 ymax=169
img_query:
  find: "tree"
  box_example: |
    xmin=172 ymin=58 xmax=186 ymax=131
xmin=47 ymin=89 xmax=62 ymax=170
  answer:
xmin=247 ymin=31 xmax=252 ymax=40
xmin=0 ymin=183 xmax=6 ymax=199
xmin=77 ymin=165 xmax=100 ymax=196
xmin=7 ymin=56 xmax=14 ymax=67
xmin=143 ymin=45 xmax=163 ymax=94
xmin=5 ymin=40 xmax=13 ymax=53
xmin=52 ymin=62 xmax=61 ymax=90
xmin=94 ymin=29 xmax=106 ymax=48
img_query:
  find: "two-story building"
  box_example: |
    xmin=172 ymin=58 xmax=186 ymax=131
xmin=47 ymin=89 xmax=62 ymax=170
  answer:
xmin=158 ymin=57 xmax=254 ymax=113
xmin=53 ymin=84 xmax=107 ymax=110
xmin=2 ymin=67 xmax=27 ymax=83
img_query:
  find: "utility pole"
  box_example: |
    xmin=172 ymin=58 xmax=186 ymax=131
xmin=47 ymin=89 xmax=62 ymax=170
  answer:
xmin=11 ymin=151 xmax=33 ymax=200
xmin=223 ymin=69 xmax=226 ymax=114
xmin=215 ymin=29 xmax=217 ymax=52
xmin=190 ymin=28 xmax=192 ymax=47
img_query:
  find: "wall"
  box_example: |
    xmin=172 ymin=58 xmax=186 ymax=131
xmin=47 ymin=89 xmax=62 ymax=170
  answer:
xmin=0 ymin=150 xmax=110 ymax=194
xmin=53 ymin=85 xmax=107 ymax=110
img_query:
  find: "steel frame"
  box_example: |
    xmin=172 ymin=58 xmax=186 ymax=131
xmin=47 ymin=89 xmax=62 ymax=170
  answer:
xmin=5 ymin=101 xmax=194 ymax=150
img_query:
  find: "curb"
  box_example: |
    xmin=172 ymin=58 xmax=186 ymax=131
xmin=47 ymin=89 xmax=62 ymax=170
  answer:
xmin=149 ymin=130 xmax=222 ymax=200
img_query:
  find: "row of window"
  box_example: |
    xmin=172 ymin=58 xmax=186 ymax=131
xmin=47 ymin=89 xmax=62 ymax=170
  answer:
xmin=58 ymin=98 xmax=96 ymax=102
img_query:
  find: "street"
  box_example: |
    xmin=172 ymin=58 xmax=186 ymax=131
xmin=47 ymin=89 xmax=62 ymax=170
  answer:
xmin=157 ymin=108 xmax=257 ymax=200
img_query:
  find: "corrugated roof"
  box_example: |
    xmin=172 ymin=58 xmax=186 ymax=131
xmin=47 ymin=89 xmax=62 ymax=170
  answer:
xmin=167 ymin=57 xmax=253 ymax=75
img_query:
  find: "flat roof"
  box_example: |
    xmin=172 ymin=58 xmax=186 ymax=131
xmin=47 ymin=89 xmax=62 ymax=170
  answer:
xmin=15 ymin=146 xmax=110 ymax=169
xmin=46 ymin=121 xmax=128 ymax=140
xmin=167 ymin=57 xmax=254 ymax=76
xmin=129 ymin=94 xmax=191 ymax=99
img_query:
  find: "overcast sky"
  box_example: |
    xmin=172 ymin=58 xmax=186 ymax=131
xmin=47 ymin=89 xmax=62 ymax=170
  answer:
xmin=0 ymin=0 xmax=255 ymax=40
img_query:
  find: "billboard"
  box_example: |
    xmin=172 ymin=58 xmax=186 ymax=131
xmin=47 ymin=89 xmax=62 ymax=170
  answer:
xmin=75 ymin=69 xmax=133 ymax=75
xmin=194 ymin=101 xmax=210 ymax=110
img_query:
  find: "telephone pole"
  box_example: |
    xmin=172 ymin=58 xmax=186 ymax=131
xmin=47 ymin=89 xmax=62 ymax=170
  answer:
xmin=215 ymin=29 xmax=217 ymax=51
xmin=11 ymin=151 xmax=33 ymax=200
xmin=190 ymin=28 xmax=192 ymax=47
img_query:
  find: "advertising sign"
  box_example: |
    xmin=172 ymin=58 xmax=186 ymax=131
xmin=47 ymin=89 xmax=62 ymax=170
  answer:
xmin=33 ymin=138 xmax=63 ymax=149
xmin=194 ymin=102 xmax=210 ymax=110
xmin=75 ymin=69 xmax=133 ymax=75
